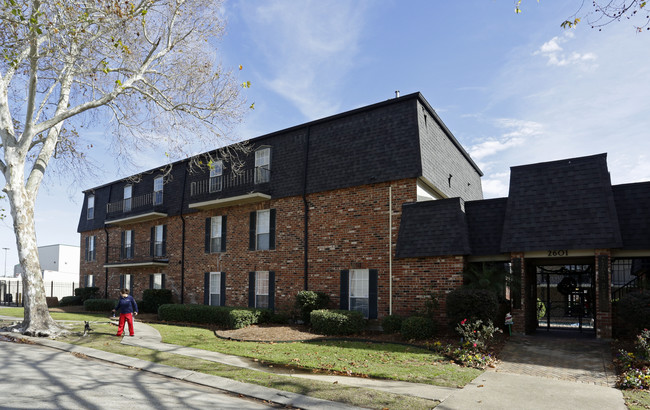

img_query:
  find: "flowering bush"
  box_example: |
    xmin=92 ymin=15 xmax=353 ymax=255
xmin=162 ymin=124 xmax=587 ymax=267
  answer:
xmin=636 ymin=329 xmax=650 ymax=360
xmin=619 ymin=367 xmax=650 ymax=389
xmin=616 ymin=329 xmax=650 ymax=389
xmin=428 ymin=341 xmax=497 ymax=369
xmin=455 ymin=318 xmax=502 ymax=351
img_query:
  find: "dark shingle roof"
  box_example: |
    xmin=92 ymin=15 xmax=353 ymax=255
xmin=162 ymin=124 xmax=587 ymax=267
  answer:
xmin=500 ymin=153 xmax=622 ymax=252
xmin=613 ymin=182 xmax=650 ymax=250
xmin=465 ymin=198 xmax=508 ymax=256
xmin=395 ymin=198 xmax=471 ymax=258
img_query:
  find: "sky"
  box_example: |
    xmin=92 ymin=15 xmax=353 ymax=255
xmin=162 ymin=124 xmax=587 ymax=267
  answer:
xmin=1 ymin=0 xmax=649 ymax=275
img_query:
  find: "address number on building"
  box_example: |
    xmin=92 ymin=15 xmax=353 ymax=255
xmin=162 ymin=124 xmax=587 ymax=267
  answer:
xmin=547 ymin=249 xmax=569 ymax=257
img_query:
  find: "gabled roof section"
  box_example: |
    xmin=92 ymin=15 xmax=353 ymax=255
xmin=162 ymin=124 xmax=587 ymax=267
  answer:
xmin=465 ymin=198 xmax=508 ymax=256
xmin=500 ymin=153 xmax=622 ymax=252
xmin=613 ymin=182 xmax=650 ymax=250
xmin=396 ymin=198 xmax=471 ymax=258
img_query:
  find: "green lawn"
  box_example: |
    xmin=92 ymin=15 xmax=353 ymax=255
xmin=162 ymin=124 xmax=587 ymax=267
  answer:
xmin=623 ymin=390 xmax=650 ymax=409
xmin=0 ymin=307 xmax=110 ymax=322
xmin=153 ymin=323 xmax=480 ymax=387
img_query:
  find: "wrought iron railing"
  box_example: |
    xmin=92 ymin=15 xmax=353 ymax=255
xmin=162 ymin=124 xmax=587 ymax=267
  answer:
xmin=190 ymin=168 xmax=270 ymax=198
xmin=106 ymin=241 xmax=168 ymax=265
xmin=106 ymin=192 xmax=156 ymax=215
xmin=612 ymin=270 xmax=647 ymax=300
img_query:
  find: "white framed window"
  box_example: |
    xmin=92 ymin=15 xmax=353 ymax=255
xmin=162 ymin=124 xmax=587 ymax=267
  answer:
xmin=209 ymin=160 xmax=223 ymax=192
xmin=254 ymin=147 xmax=271 ymax=184
xmin=152 ymin=273 xmax=163 ymax=290
xmin=349 ymin=269 xmax=369 ymax=318
xmin=255 ymin=271 xmax=269 ymax=308
xmin=86 ymin=236 xmax=96 ymax=261
xmin=209 ymin=272 xmax=222 ymax=306
xmin=124 ymin=230 xmax=133 ymax=259
xmin=121 ymin=274 xmax=132 ymax=293
xmin=153 ymin=176 xmax=163 ymax=205
xmin=87 ymin=195 xmax=95 ymax=220
xmin=210 ymin=216 xmax=222 ymax=253
xmin=256 ymin=210 xmax=270 ymax=250
xmin=154 ymin=225 xmax=165 ymax=257
xmin=86 ymin=274 xmax=94 ymax=287
xmin=124 ymin=185 xmax=132 ymax=212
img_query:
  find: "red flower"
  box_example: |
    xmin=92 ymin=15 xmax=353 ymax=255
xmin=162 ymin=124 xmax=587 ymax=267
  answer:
xmin=461 ymin=319 xmax=467 ymax=325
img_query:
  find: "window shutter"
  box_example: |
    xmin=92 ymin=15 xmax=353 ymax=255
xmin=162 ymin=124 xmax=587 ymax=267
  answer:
xmin=205 ymin=218 xmax=211 ymax=253
xmin=85 ymin=236 xmax=89 ymax=261
xmin=150 ymin=227 xmax=155 ymax=256
xmin=248 ymin=272 xmax=255 ymax=307
xmin=220 ymin=272 xmax=227 ymax=306
xmin=149 ymin=274 xmax=154 ymax=289
xmin=369 ymin=269 xmax=378 ymax=319
xmin=269 ymin=271 xmax=275 ymax=311
xmin=249 ymin=212 xmax=256 ymax=250
xmin=203 ymin=272 xmax=210 ymax=305
xmin=221 ymin=216 xmax=227 ymax=252
xmin=161 ymin=274 xmax=166 ymax=289
xmin=120 ymin=231 xmax=125 ymax=259
xmin=269 ymin=209 xmax=276 ymax=250
xmin=119 ymin=274 xmax=125 ymax=290
xmin=162 ymin=225 xmax=167 ymax=255
xmin=340 ymin=270 xmax=349 ymax=310
xmin=131 ymin=231 xmax=135 ymax=256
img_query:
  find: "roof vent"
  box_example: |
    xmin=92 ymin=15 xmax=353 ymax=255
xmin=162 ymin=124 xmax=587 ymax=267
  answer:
xmin=395 ymin=90 xmax=400 ymax=98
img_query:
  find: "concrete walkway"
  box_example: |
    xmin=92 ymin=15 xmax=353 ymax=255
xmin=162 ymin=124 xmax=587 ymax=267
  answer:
xmin=0 ymin=314 xmax=629 ymax=409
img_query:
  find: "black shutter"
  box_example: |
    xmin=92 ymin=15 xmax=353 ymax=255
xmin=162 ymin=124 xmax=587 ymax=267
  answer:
xmin=249 ymin=212 xmax=256 ymax=250
xmin=150 ymin=227 xmax=155 ymax=256
xmin=131 ymin=231 xmax=135 ymax=258
xmin=269 ymin=209 xmax=276 ymax=250
xmin=340 ymin=270 xmax=349 ymax=310
xmin=205 ymin=218 xmax=211 ymax=253
xmin=161 ymin=274 xmax=166 ymax=290
xmin=220 ymin=272 xmax=227 ymax=306
xmin=269 ymin=271 xmax=275 ymax=311
xmin=149 ymin=274 xmax=154 ymax=289
xmin=120 ymin=231 xmax=125 ymax=259
xmin=248 ymin=272 xmax=255 ymax=307
xmin=119 ymin=274 xmax=125 ymax=290
xmin=204 ymin=272 xmax=210 ymax=305
xmin=369 ymin=269 xmax=378 ymax=319
xmin=221 ymin=216 xmax=227 ymax=252
xmin=84 ymin=236 xmax=88 ymax=261
xmin=162 ymin=225 xmax=167 ymax=256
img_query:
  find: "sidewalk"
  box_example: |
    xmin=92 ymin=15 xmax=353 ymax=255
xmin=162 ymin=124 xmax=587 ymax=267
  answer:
xmin=0 ymin=314 xmax=628 ymax=409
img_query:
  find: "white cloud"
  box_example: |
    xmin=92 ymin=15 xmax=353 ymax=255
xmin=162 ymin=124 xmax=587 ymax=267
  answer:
xmin=240 ymin=0 xmax=369 ymax=120
xmin=468 ymin=118 xmax=541 ymax=164
xmin=534 ymin=32 xmax=598 ymax=69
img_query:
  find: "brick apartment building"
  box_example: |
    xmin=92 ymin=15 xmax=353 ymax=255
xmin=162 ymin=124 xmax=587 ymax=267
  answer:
xmin=78 ymin=92 xmax=650 ymax=338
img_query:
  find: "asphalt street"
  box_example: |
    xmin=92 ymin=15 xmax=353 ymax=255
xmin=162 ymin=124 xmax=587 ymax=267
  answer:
xmin=0 ymin=340 xmax=273 ymax=409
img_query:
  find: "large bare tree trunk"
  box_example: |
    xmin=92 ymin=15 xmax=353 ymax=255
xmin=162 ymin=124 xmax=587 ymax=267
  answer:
xmin=4 ymin=153 xmax=61 ymax=336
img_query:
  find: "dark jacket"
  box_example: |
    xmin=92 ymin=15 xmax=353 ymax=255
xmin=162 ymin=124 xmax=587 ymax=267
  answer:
xmin=114 ymin=295 xmax=138 ymax=314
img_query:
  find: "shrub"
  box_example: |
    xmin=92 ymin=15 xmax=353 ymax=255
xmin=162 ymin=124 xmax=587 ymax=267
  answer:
xmin=400 ymin=316 xmax=435 ymax=340
xmin=84 ymin=298 xmax=116 ymax=312
xmin=141 ymin=289 xmax=173 ymax=314
xmin=59 ymin=295 xmax=83 ymax=306
xmin=157 ymin=304 xmax=271 ymax=329
xmin=381 ymin=314 xmax=403 ymax=334
xmin=446 ymin=288 xmax=499 ymax=326
xmin=74 ymin=287 xmax=100 ymax=302
xmin=615 ymin=292 xmax=650 ymax=336
xmin=310 ymin=309 xmax=365 ymax=335
xmin=270 ymin=311 xmax=291 ymax=324
xmin=295 ymin=291 xmax=330 ymax=323
xmin=455 ymin=318 xmax=502 ymax=351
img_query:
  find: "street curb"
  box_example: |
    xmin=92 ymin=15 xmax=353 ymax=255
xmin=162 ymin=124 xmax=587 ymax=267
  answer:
xmin=0 ymin=331 xmax=362 ymax=410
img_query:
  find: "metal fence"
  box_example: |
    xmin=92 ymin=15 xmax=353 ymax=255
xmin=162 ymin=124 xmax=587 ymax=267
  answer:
xmin=0 ymin=279 xmax=77 ymax=306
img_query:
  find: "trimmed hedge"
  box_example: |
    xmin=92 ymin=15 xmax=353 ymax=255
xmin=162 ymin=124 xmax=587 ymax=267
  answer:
xmin=84 ymin=299 xmax=116 ymax=312
xmin=381 ymin=314 xmax=404 ymax=334
xmin=400 ymin=316 xmax=436 ymax=340
xmin=157 ymin=304 xmax=271 ymax=329
xmin=141 ymin=289 xmax=173 ymax=314
xmin=75 ymin=287 xmax=100 ymax=302
xmin=59 ymin=295 xmax=83 ymax=306
xmin=295 ymin=290 xmax=330 ymax=323
xmin=310 ymin=309 xmax=365 ymax=335
xmin=446 ymin=288 xmax=499 ymax=326
xmin=615 ymin=292 xmax=650 ymax=336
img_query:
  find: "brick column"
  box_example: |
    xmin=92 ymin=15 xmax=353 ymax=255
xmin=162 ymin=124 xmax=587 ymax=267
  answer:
xmin=595 ymin=249 xmax=612 ymax=339
xmin=510 ymin=252 xmax=526 ymax=333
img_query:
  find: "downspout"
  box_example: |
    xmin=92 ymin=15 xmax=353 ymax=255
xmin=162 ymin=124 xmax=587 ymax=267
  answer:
xmin=302 ymin=126 xmax=311 ymax=290
xmin=179 ymin=164 xmax=189 ymax=304
xmin=389 ymin=184 xmax=393 ymax=315
xmin=103 ymin=185 xmax=112 ymax=299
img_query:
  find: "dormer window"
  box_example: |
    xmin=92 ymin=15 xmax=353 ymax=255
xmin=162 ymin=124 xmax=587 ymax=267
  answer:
xmin=124 ymin=185 xmax=132 ymax=212
xmin=153 ymin=176 xmax=163 ymax=205
xmin=87 ymin=195 xmax=95 ymax=220
xmin=255 ymin=147 xmax=271 ymax=184
xmin=209 ymin=160 xmax=223 ymax=193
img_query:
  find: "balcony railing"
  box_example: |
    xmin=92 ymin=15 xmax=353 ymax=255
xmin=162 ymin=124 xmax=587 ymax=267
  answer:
xmin=106 ymin=192 xmax=156 ymax=215
xmin=190 ymin=168 xmax=270 ymax=199
xmin=105 ymin=241 xmax=168 ymax=266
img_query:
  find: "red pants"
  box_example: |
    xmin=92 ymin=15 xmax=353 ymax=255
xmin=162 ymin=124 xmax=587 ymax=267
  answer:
xmin=116 ymin=313 xmax=134 ymax=336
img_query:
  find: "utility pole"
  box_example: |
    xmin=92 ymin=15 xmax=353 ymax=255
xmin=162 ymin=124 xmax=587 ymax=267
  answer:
xmin=2 ymin=248 xmax=8 ymax=277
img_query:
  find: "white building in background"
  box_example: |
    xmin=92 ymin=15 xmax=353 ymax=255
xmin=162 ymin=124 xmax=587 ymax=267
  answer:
xmin=13 ymin=244 xmax=80 ymax=281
